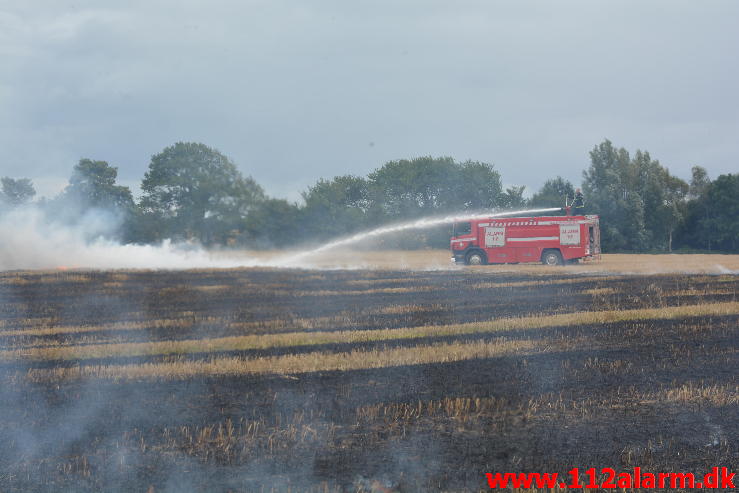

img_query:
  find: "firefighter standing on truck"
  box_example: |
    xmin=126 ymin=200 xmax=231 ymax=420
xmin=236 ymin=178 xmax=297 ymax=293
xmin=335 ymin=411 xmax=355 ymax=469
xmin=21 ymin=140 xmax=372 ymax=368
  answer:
xmin=572 ymin=189 xmax=584 ymax=210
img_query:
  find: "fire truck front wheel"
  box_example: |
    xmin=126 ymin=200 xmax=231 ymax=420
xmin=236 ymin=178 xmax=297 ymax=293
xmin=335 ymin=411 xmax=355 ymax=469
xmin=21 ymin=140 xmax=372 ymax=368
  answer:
xmin=465 ymin=250 xmax=487 ymax=266
xmin=541 ymin=249 xmax=564 ymax=266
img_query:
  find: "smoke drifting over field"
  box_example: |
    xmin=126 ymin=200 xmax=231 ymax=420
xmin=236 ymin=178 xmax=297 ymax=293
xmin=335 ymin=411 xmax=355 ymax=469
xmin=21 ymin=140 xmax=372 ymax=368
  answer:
xmin=3 ymin=206 xmax=738 ymax=273
xmin=2 ymin=268 xmax=737 ymax=490
xmin=0 ymin=206 xmax=561 ymax=271
xmin=0 ymin=207 xmax=256 ymax=270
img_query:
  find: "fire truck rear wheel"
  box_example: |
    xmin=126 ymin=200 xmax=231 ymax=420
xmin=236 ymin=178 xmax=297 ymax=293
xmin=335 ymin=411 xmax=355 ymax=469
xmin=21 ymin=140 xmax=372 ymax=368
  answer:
xmin=465 ymin=251 xmax=486 ymax=266
xmin=542 ymin=250 xmax=564 ymax=266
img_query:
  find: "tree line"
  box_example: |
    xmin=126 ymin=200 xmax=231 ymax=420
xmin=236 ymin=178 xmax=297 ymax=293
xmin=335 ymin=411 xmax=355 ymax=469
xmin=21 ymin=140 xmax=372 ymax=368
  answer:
xmin=1 ymin=140 xmax=736 ymax=252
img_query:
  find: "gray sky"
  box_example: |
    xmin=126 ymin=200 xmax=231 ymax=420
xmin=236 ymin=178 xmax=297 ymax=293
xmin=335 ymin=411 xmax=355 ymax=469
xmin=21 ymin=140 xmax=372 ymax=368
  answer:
xmin=1 ymin=1 xmax=737 ymax=201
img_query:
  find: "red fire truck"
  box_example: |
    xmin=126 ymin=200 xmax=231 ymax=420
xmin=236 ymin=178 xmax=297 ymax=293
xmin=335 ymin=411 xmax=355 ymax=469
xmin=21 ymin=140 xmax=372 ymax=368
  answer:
xmin=451 ymin=209 xmax=600 ymax=265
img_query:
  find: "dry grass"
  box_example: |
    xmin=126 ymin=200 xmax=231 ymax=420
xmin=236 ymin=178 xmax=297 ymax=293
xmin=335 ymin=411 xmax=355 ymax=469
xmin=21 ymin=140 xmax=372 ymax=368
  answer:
xmin=354 ymin=381 xmax=739 ymax=427
xmin=27 ymin=337 xmax=541 ymax=382
xmin=193 ymin=284 xmax=232 ymax=293
xmin=0 ymin=304 xmax=442 ymax=339
xmin=594 ymin=254 xmax=739 ymax=274
xmin=374 ymin=304 xmax=443 ymax=315
xmin=344 ymin=278 xmax=416 ymax=286
xmin=467 ymin=276 xmax=615 ymax=290
xmin=292 ymin=286 xmax=435 ymax=296
xmin=582 ymin=356 xmax=634 ymax=375
xmin=7 ymin=301 xmax=738 ymax=362
xmin=218 ymin=249 xmax=739 ymax=273
xmin=4 ymin=275 xmax=732 ymax=340
xmin=670 ymin=287 xmax=737 ymax=297
xmin=661 ymin=382 xmax=739 ymax=407
xmin=0 ymin=315 xmax=201 ymax=338
xmin=583 ymin=287 xmax=619 ymax=296
xmin=1 ymin=267 xmax=736 ymax=491
xmin=0 ymin=317 xmax=58 ymax=329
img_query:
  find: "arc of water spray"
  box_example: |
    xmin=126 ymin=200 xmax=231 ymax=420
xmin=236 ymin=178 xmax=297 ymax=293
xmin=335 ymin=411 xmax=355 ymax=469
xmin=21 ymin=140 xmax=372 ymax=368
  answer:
xmin=281 ymin=207 xmax=562 ymax=265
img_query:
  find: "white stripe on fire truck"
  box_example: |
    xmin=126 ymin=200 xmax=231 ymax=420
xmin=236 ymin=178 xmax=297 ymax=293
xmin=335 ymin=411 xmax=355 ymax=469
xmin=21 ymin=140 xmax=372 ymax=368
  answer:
xmin=507 ymin=236 xmax=558 ymax=242
xmin=536 ymin=221 xmax=590 ymax=225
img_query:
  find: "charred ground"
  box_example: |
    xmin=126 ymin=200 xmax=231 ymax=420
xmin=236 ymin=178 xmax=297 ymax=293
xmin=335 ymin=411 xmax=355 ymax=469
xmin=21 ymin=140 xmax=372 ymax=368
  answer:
xmin=0 ymin=267 xmax=737 ymax=492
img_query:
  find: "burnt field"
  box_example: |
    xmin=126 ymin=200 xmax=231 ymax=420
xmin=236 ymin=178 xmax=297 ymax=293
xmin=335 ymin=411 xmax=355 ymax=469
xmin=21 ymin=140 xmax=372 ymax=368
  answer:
xmin=0 ymin=267 xmax=737 ymax=492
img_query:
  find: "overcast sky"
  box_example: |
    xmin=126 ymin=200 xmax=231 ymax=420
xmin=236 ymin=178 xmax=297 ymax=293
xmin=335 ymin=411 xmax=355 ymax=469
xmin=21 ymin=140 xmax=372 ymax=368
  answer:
xmin=1 ymin=1 xmax=737 ymax=201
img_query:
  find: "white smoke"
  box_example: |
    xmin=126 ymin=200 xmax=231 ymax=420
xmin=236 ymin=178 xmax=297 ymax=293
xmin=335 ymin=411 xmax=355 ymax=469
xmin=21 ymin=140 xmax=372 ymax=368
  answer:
xmin=0 ymin=206 xmax=562 ymax=271
xmin=714 ymin=264 xmax=739 ymax=275
xmin=0 ymin=207 xmax=268 ymax=270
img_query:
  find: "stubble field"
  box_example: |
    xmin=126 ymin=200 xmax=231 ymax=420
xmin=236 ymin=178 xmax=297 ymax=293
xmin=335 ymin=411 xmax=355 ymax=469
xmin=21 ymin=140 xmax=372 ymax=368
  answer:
xmin=0 ymin=254 xmax=737 ymax=491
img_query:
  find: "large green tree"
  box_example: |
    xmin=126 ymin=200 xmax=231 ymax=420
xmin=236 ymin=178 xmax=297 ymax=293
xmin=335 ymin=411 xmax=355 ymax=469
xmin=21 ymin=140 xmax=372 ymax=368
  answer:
xmin=361 ymin=157 xmax=504 ymax=248
xmin=529 ymin=177 xmax=574 ymax=208
xmin=301 ymin=175 xmax=369 ymax=238
xmin=245 ymin=198 xmax=303 ymax=247
xmin=677 ymin=173 xmax=739 ymax=251
xmin=452 ymin=161 xmax=505 ymax=210
xmin=63 ymin=159 xmax=134 ymax=212
xmin=42 ymin=159 xmax=138 ymax=241
xmin=688 ymin=166 xmax=711 ymax=200
xmin=140 ymin=142 xmax=265 ymax=244
xmin=499 ymin=185 xmax=527 ymax=209
xmin=583 ymin=141 xmax=647 ymax=251
xmin=630 ymin=150 xmax=689 ymax=251
xmin=0 ymin=177 xmax=36 ymax=207
xmin=582 ymin=140 xmax=687 ymax=251
xmin=367 ymin=157 xmax=503 ymax=219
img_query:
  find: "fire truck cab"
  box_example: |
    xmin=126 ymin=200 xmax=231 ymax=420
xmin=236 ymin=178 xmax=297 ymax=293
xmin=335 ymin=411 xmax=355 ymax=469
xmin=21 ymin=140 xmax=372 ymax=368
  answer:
xmin=451 ymin=213 xmax=600 ymax=265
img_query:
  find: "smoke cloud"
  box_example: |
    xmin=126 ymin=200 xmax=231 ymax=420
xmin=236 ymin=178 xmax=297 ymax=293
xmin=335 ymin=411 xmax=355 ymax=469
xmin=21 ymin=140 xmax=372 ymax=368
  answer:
xmin=0 ymin=206 xmax=263 ymax=270
xmin=1 ymin=205 xmax=562 ymax=271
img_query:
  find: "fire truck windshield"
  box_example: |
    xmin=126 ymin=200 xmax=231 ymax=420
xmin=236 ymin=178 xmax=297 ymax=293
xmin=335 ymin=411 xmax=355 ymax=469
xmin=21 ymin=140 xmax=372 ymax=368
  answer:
xmin=453 ymin=221 xmax=471 ymax=236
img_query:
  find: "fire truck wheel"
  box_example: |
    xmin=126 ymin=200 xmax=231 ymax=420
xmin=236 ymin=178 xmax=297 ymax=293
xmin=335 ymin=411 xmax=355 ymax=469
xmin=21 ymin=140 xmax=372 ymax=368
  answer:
xmin=465 ymin=251 xmax=486 ymax=266
xmin=542 ymin=250 xmax=564 ymax=266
